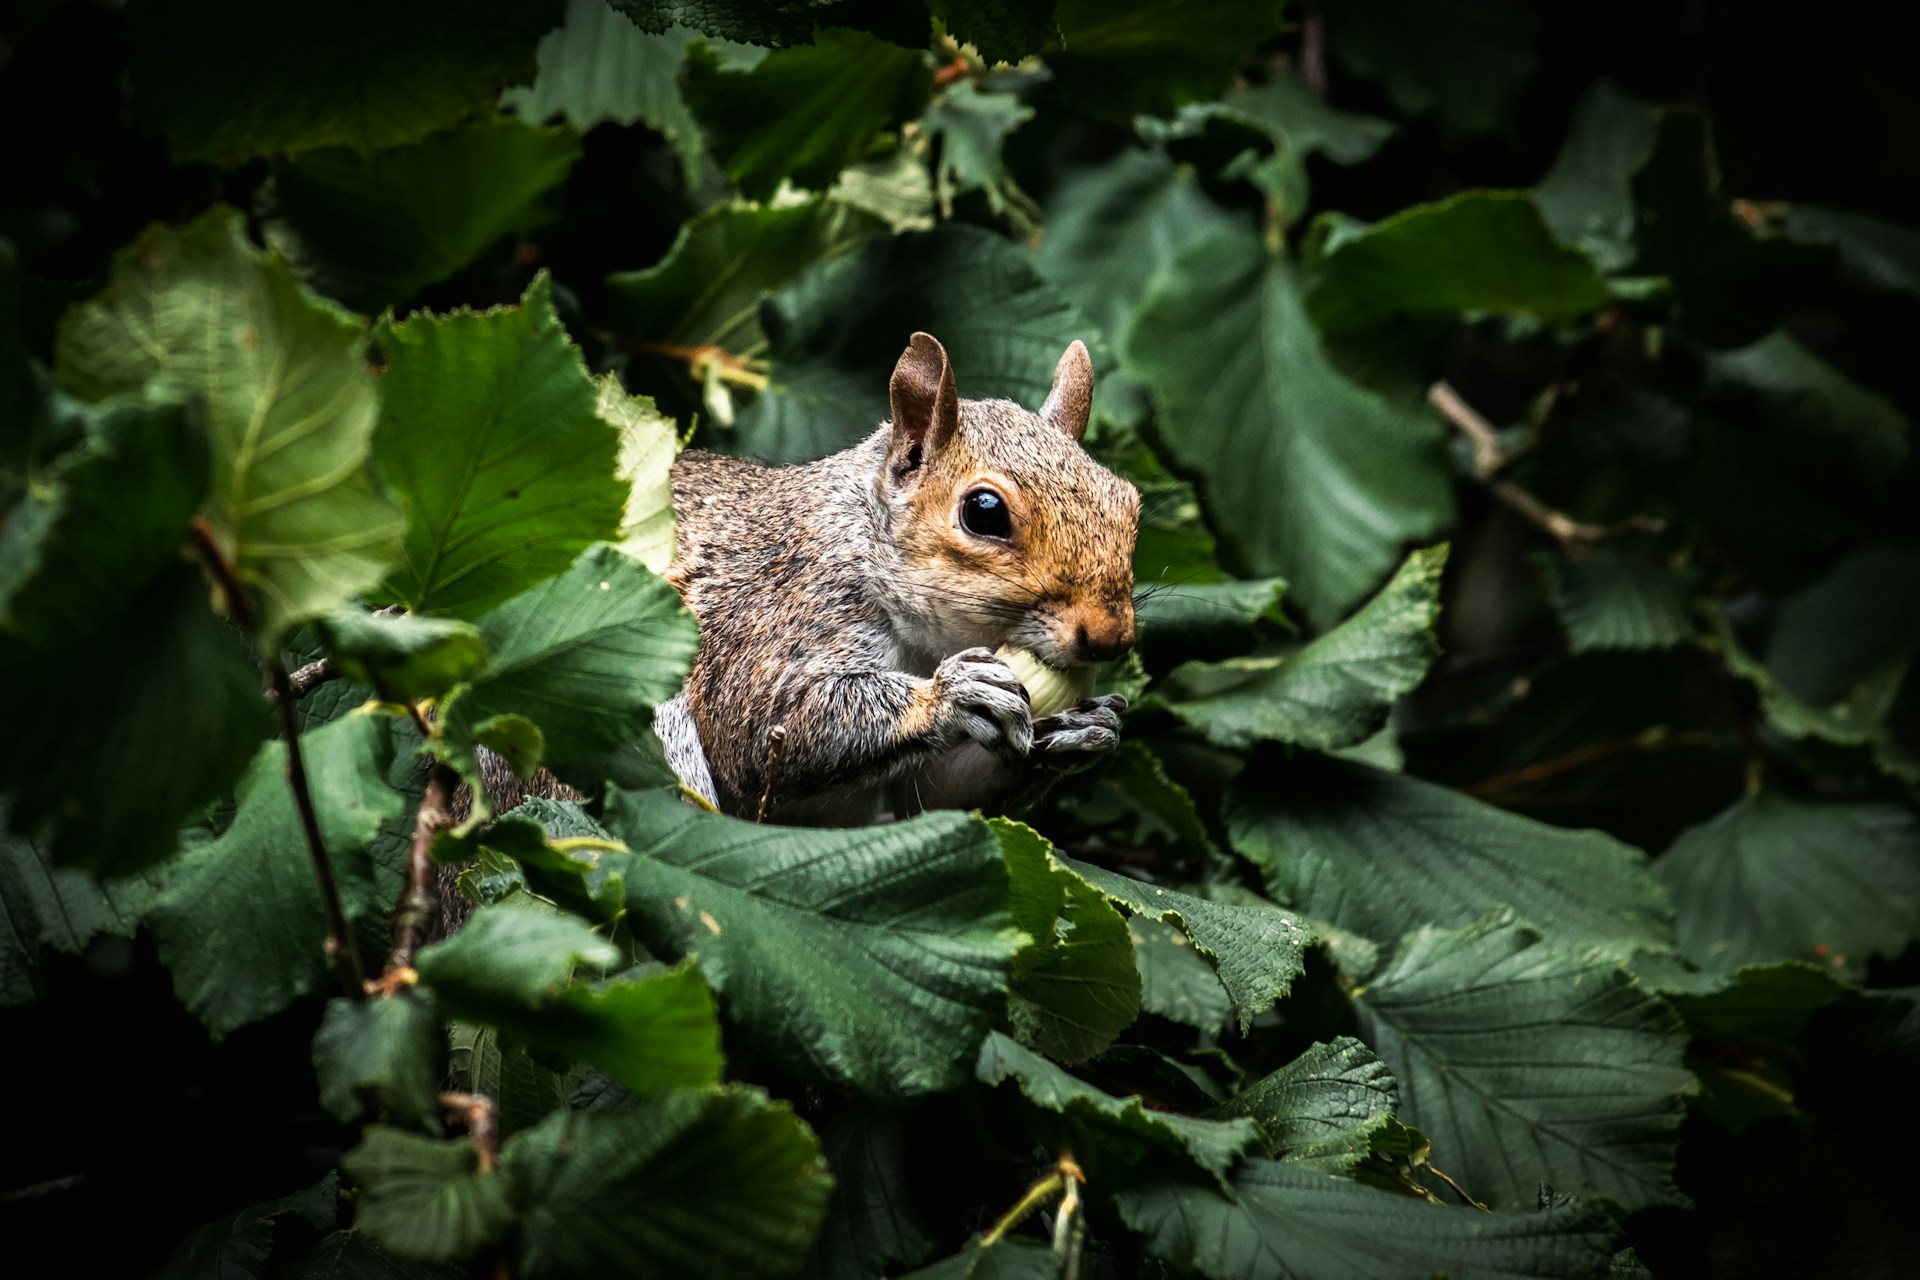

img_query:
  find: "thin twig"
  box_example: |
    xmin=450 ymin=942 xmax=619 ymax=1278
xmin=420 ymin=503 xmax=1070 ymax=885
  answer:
xmin=1461 ymin=727 xmax=1723 ymax=798
xmin=441 ymin=1092 xmax=501 ymax=1172
xmin=286 ymin=657 xmax=339 ymax=698
xmin=1299 ymin=12 xmax=1329 ymax=93
xmin=1425 ymin=1163 xmax=1488 ymax=1211
xmin=756 ymin=725 xmax=789 ymax=824
xmin=191 ymin=519 xmax=367 ymax=999
xmin=599 ymin=334 xmax=769 ymax=389
xmin=389 ymin=761 xmax=459 ymax=974
xmin=1428 ymin=382 xmax=1665 ymax=551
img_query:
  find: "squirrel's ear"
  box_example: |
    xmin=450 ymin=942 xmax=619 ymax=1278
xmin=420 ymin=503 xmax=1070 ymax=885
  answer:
xmin=888 ymin=331 xmax=959 ymax=477
xmin=1040 ymin=340 xmax=1094 ymax=441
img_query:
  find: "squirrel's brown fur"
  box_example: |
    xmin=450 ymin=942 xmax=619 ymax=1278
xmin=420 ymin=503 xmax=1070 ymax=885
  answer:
xmin=665 ymin=333 xmax=1139 ymax=824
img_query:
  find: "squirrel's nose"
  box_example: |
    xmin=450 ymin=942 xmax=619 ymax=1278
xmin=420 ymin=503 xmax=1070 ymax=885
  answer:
xmin=1074 ymin=616 xmax=1134 ymax=664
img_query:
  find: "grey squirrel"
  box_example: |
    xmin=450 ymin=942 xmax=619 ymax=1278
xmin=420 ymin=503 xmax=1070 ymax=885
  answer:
xmin=654 ymin=332 xmax=1140 ymax=825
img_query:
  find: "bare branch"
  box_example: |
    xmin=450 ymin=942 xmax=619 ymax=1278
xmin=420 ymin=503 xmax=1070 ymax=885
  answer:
xmin=441 ymin=1091 xmax=501 ymax=1172
xmin=287 ymin=658 xmax=339 ymax=698
xmin=390 ymin=761 xmax=459 ymax=973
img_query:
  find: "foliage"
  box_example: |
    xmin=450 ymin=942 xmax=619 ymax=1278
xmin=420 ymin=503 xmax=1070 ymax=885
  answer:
xmin=4 ymin=2 xmax=1918 ymax=1277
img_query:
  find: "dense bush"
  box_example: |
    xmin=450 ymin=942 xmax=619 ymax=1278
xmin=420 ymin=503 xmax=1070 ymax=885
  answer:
xmin=4 ymin=1 xmax=1918 ymax=1276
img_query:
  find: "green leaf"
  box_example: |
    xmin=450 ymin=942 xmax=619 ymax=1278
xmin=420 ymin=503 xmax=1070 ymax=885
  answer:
xmin=604 ymin=377 xmax=682 ymax=573
xmin=317 ymin=610 xmax=490 ymax=704
xmin=1540 ymin=546 xmax=1697 ymax=653
xmin=1318 ymin=0 xmax=1540 ymax=136
xmin=995 ymin=819 xmax=1142 ymax=1061
xmin=1114 ymin=1159 xmax=1617 ymax=1280
xmin=1034 ymin=148 xmax=1243 ymax=387
xmin=1653 ymin=792 xmax=1920 ymax=980
xmin=1127 ymin=226 xmax=1452 ymax=625
xmin=0 ymin=565 xmax=268 ymax=875
xmin=1536 ymin=81 xmax=1661 ymax=274
xmin=605 ymin=196 xmax=884 ymax=360
xmin=1706 ymin=332 xmax=1909 ymax=476
xmin=1211 ymin=1037 xmax=1399 ymax=1172
xmin=1351 ymin=913 xmax=1693 ymax=1210
xmin=502 ymin=4 xmax=750 ymax=182
xmin=313 ymin=990 xmax=447 ymax=1132
xmin=1227 ymin=753 xmax=1676 ymax=964
xmin=155 ymin=1174 xmax=340 ymax=1280
xmin=801 ymin=1108 xmax=937 ymax=1279
xmin=683 ymin=28 xmax=930 ymax=200
xmin=739 ymin=224 xmax=1102 ymax=462
xmin=57 ymin=207 xmax=405 ymax=645
xmin=1765 ymin=547 xmax=1920 ymax=710
xmin=448 ymin=544 xmax=697 ymax=767
xmin=924 ymin=82 xmax=1038 ymax=226
xmin=265 ymin=119 xmax=581 ymax=313
xmin=1059 ymin=857 xmax=1313 ymax=1032
xmin=343 ymin=1126 xmax=515 ymax=1262
xmin=1066 ymin=739 xmax=1218 ymax=859
xmin=1629 ymin=956 xmax=1845 ymax=1045
xmin=1781 ymin=203 xmax=1920 ymax=297
xmin=449 ymin=1021 xmax=582 ymax=1137
xmin=418 ymin=907 xmax=724 ymax=1094
xmin=1163 ymin=544 xmax=1446 ymax=750
xmin=147 ymin=712 xmax=402 ymax=1034
xmin=899 ymin=1237 xmax=1059 ymax=1280
xmin=941 ymin=0 xmax=1060 ymax=66
xmin=503 ymin=1087 xmax=831 ymax=1279
xmin=373 ymin=274 xmax=624 ymax=619
xmin=609 ymin=0 xmax=815 ymax=47
xmin=0 ymin=392 xmax=206 ymax=658
xmin=0 ymin=805 xmax=159 ymax=1004
xmin=124 ymin=0 xmax=560 ymax=165
xmin=1307 ymin=192 xmax=1611 ymax=352
xmin=600 ymin=786 xmax=1021 ymax=1098
xmin=1158 ymin=72 xmax=1397 ymax=167
xmin=977 ymin=1030 xmax=1261 ymax=1182
xmin=1131 ymin=917 xmax=1233 ymax=1034
xmin=1047 ymin=0 xmax=1288 ymax=123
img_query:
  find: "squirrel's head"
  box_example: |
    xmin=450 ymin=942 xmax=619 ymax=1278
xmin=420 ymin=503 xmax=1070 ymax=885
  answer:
xmin=879 ymin=331 xmax=1139 ymax=668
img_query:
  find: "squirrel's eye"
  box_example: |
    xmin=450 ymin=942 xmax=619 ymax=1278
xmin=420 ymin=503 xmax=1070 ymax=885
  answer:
xmin=961 ymin=488 xmax=1012 ymax=539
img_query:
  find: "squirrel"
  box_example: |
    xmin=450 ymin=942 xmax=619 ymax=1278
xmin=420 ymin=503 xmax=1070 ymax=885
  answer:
xmin=652 ymin=332 xmax=1141 ymax=825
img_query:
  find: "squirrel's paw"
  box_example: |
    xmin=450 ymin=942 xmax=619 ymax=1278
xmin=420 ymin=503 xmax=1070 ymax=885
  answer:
xmin=934 ymin=647 xmax=1034 ymax=757
xmin=1031 ymin=694 xmax=1127 ymax=773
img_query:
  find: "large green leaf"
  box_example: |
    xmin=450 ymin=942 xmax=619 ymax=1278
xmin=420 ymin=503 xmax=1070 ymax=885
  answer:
xmin=604 ymin=377 xmax=682 ymax=572
xmin=123 ymin=0 xmax=561 ymax=164
xmin=1127 ymin=226 xmax=1452 ymax=625
xmin=503 ymin=1087 xmax=832 ymax=1280
xmin=447 ymin=544 xmax=697 ymax=768
xmin=502 ymin=3 xmax=752 ymax=181
xmin=147 ymin=712 xmax=402 ymax=1034
xmin=1228 ymin=754 xmax=1674 ymax=963
xmin=996 ymin=819 xmax=1142 ymax=1062
xmin=316 ymin=609 xmax=490 ymax=705
xmin=1318 ymin=0 xmax=1539 ymax=136
xmin=1034 ymin=148 xmax=1244 ymax=373
xmin=1306 ymin=192 xmax=1611 ymax=346
xmin=1535 ymin=81 xmax=1661 ymax=274
xmin=977 ymin=1030 xmax=1261 ymax=1182
xmin=312 ymin=991 xmax=447 ymax=1132
xmin=923 ymin=82 xmax=1038 ymax=226
xmin=1059 ymin=858 xmax=1312 ymax=1032
xmin=1211 ymin=1037 xmax=1401 ymax=1173
xmin=0 ymin=805 xmax=159 ymax=1004
xmin=1765 ymin=546 xmax=1920 ymax=710
xmin=1131 ymin=917 xmax=1233 ymax=1034
xmin=1707 ymin=332 xmax=1909 ymax=476
xmin=1539 ymin=546 xmax=1697 ymax=654
xmin=0 ymin=566 xmax=268 ymax=874
xmin=1145 ymin=72 xmax=1396 ymax=168
xmin=0 ymin=392 xmax=206 ymax=658
xmin=1351 ymin=914 xmax=1692 ymax=1210
xmin=736 ymin=224 xmax=1102 ymax=462
xmin=1047 ymin=0 xmax=1288 ymax=122
xmin=265 ymin=119 xmax=581 ymax=313
xmin=416 ymin=906 xmax=724 ymax=1094
xmin=682 ymin=29 xmax=930 ymax=200
xmin=1163 ymin=545 xmax=1445 ymax=750
xmin=609 ymin=0 xmax=815 ymax=48
xmin=343 ymin=1126 xmax=515 ymax=1262
xmin=600 ymin=787 xmax=1022 ymax=1097
xmin=56 ymin=207 xmax=405 ymax=644
xmin=605 ymin=197 xmax=884 ymax=358
xmin=1654 ymin=792 xmax=1920 ymax=981
xmin=373 ymin=275 xmax=624 ymax=619
xmin=801 ymin=1107 xmax=936 ymax=1279
xmin=1115 ymin=1158 xmax=1617 ymax=1280
xmin=155 ymin=1174 xmax=341 ymax=1280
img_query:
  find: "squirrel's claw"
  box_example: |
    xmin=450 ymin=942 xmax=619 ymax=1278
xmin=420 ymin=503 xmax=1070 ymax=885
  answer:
xmin=935 ymin=647 xmax=1034 ymax=758
xmin=1031 ymin=695 xmax=1126 ymax=772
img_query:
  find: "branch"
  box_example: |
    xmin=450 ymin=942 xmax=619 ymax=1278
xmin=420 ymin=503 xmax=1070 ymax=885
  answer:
xmin=287 ymin=657 xmax=339 ymax=698
xmin=388 ymin=761 xmax=459 ymax=974
xmin=1428 ymin=382 xmax=1665 ymax=552
xmin=190 ymin=519 xmax=368 ymax=1000
xmin=441 ymin=1091 xmax=501 ymax=1172
xmin=599 ymin=334 xmax=769 ymax=390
